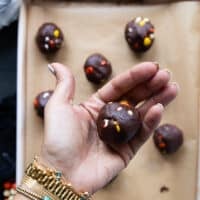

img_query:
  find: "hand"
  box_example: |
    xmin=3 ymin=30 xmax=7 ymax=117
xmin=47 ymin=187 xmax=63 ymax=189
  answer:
xmin=40 ymin=62 xmax=178 ymax=194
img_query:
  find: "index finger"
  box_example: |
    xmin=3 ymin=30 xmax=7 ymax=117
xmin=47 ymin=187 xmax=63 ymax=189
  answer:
xmin=96 ymin=62 xmax=159 ymax=102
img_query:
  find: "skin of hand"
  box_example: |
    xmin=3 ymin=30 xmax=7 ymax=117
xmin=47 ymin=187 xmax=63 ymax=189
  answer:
xmin=16 ymin=62 xmax=178 ymax=200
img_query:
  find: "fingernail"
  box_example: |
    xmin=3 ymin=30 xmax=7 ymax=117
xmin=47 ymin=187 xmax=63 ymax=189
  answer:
xmin=172 ymin=82 xmax=180 ymax=92
xmin=69 ymin=99 xmax=73 ymax=105
xmin=164 ymin=69 xmax=172 ymax=78
xmin=153 ymin=62 xmax=159 ymax=70
xmin=156 ymin=103 xmax=164 ymax=111
xmin=48 ymin=64 xmax=56 ymax=75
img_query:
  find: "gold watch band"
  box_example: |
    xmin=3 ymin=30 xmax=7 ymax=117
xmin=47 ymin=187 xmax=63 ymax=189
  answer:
xmin=18 ymin=156 xmax=92 ymax=200
xmin=19 ymin=175 xmax=60 ymax=200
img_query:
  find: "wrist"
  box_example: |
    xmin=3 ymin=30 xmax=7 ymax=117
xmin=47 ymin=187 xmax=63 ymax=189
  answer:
xmin=39 ymin=151 xmax=92 ymax=194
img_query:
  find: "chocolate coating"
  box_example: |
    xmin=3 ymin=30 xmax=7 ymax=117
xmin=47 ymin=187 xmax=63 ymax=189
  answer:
xmin=97 ymin=101 xmax=142 ymax=145
xmin=36 ymin=23 xmax=64 ymax=54
xmin=84 ymin=53 xmax=112 ymax=84
xmin=125 ymin=16 xmax=155 ymax=52
xmin=153 ymin=124 xmax=183 ymax=154
xmin=34 ymin=90 xmax=53 ymax=118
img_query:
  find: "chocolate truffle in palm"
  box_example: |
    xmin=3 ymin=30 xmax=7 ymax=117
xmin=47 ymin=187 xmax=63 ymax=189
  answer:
xmin=97 ymin=101 xmax=142 ymax=145
xmin=34 ymin=90 xmax=53 ymax=118
xmin=36 ymin=23 xmax=64 ymax=54
xmin=125 ymin=16 xmax=155 ymax=52
xmin=84 ymin=53 xmax=112 ymax=84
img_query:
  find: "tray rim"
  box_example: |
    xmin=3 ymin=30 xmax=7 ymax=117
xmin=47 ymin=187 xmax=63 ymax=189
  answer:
xmin=16 ymin=2 xmax=27 ymax=184
xmin=16 ymin=2 xmax=200 ymax=200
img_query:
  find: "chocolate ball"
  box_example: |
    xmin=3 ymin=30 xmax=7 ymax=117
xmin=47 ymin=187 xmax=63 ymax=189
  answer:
xmin=36 ymin=23 xmax=64 ymax=54
xmin=34 ymin=90 xmax=53 ymax=118
xmin=125 ymin=16 xmax=155 ymax=52
xmin=153 ymin=124 xmax=184 ymax=154
xmin=97 ymin=101 xmax=142 ymax=145
xmin=84 ymin=53 xmax=112 ymax=84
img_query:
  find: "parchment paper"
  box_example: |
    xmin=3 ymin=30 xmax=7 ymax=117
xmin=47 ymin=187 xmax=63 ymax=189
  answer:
xmin=23 ymin=1 xmax=200 ymax=200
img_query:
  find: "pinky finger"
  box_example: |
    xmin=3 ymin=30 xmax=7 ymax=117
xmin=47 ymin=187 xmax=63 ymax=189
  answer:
xmin=129 ymin=103 xmax=164 ymax=154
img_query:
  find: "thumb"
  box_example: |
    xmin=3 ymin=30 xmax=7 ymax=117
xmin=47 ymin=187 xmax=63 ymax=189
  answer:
xmin=48 ymin=63 xmax=75 ymax=103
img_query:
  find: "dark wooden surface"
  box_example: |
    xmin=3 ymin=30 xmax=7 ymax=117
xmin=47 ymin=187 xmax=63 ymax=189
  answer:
xmin=0 ymin=21 xmax=17 ymax=100
xmin=0 ymin=21 xmax=17 ymax=198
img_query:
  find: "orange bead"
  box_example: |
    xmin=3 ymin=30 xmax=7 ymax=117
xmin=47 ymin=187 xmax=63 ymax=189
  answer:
xmin=33 ymin=99 xmax=39 ymax=108
xmin=159 ymin=142 xmax=166 ymax=148
xmin=49 ymin=40 xmax=55 ymax=48
xmin=86 ymin=66 xmax=94 ymax=74
xmin=149 ymin=28 xmax=155 ymax=33
xmin=120 ymin=100 xmax=130 ymax=107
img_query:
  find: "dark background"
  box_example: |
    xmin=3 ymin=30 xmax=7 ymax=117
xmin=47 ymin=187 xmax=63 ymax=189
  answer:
xmin=0 ymin=21 xmax=17 ymax=199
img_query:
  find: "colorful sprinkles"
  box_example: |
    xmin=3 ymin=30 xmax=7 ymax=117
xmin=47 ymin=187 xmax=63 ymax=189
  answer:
xmin=125 ymin=16 xmax=155 ymax=52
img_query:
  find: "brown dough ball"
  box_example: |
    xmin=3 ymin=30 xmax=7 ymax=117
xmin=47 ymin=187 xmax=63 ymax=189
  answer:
xmin=97 ymin=101 xmax=142 ymax=145
xmin=84 ymin=53 xmax=112 ymax=84
xmin=34 ymin=90 xmax=53 ymax=118
xmin=125 ymin=16 xmax=155 ymax=52
xmin=153 ymin=124 xmax=184 ymax=154
xmin=36 ymin=23 xmax=64 ymax=54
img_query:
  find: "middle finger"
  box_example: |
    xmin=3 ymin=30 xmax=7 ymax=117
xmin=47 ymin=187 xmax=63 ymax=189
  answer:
xmin=124 ymin=69 xmax=171 ymax=104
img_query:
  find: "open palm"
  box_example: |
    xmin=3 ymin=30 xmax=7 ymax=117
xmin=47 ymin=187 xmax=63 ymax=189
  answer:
xmin=41 ymin=62 xmax=178 ymax=194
